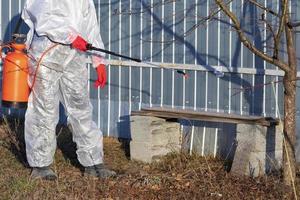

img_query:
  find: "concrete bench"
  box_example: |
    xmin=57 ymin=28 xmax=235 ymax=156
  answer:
xmin=130 ymin=107 xmax=282 ymax=177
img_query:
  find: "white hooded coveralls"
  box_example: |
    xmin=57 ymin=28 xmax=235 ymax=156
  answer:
xmin=22 ymin=0 xmax=105 ymax=167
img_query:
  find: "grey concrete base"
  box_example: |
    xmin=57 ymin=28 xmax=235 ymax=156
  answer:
xmin=231 ymin=123 xmax=283 ymax=177
xmin=130 ymin=116 xmax=181 ymax=163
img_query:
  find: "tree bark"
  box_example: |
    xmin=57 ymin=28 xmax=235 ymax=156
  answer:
xmin=283 ymin=0 xmax=297 ymax=187
xmin=283 ymin=70 xmax=297 ymax=186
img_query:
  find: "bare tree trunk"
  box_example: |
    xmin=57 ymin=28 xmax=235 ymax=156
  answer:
xmin=283 ymin=0 xmax=297 ymax=187
xmin=282 ymin=71 xmax=297 ymax=186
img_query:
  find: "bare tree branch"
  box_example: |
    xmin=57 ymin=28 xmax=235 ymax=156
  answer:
xmin=260 ymin=14 xmax=277 ymax=56
xmin=287 ymin=21 xmax=300 ymax=28
xmin=247 ymin=0 xmax=279 ymax=17
xmin=284 ymin=0 xmax=297 ymax=74
xmin=215 ymin=0 xmax=289 ymax=72
xmin=184 ymin=0 xmax=234 ymax=37
xmin=273 ymin=0 xmax=288 ymax=60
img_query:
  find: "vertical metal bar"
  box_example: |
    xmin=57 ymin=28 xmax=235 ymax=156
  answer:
xmin=214 ymin=1 xmax=221 ymax=157
xmin=205 ymin=72 xmax=208 ymax=112
xmin=275 ymin=0 xmax=280 ymax=118
xmin=183 ymin=0 xmax=186 ymax=109
xmin=118 ymin=0 xmax=122 ymax=121
xmin=18 ymin=0 xmax=21 ymax=12
xmin=229 ymin=1 xmax=232 ymax=114
xmin=217 ymin=2 xmax=221 ymax=81
xmin=191 ymin=90 xmax=197 ymax=153
xmin=240 ymin=0 xmax=244 ymax=116
xmin=217 ymin=6 xmax=221 ymax=104
xmin=202 ymin=0 xmax=210 ymax=156
xmin=201 ymin=126 xmax=206 ymax=156
xmin=190 ymin=0 xmax=198 ymax=155
xmin=149 ymin=0 xmax=153 ymax=108
xmin=214 ymin=128 xmax=218 ymax=157
xmin=172 ymin=1 xmax=175 ymax=108
xmin=129 ymin=0 xmax=132 ymax=113
xmin=213 ymin=129 xmax=218 ymax=156
xmin=205 ymin=0 xmax=209 ymax=112
xmin=107 ymin=0 xmax=111 ymax=136
xmin=240 ymin=59 xmax=244 ymax=117
xmin=139 ymin=0 xmax=143 ymax=110
xmin=275 ymin=75 xmax=279 ymax=117
xmin=181 ymin=0 xmax=187 ymax=158
xmin=263 ymin=0 xmax=267 ymax=117
xmin=194 ymin=1 xmax=198 ymax=112
xmin=251 ymin=0 xmax=255 ymax=115
xmin=9 ymin=0 xmax=12 ymax=36
xmin=190 ymin=124 xmax=195 ymax=155
xmin=161 ymin=1 xmax=165 ymax=107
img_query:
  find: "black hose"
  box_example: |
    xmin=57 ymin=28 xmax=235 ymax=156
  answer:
xmin=86 ymin=44 xmax=142 ymax=63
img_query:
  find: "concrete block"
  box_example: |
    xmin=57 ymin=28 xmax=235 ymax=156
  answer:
xmin=130 ymin=142 xmax=153 ymax=163
xmin=231 ymin=123 xmax=283 ymax=177
xmin=233 ymin=151 xmax=283 ymax=177
xmin=130 ymin=115 xmax=181 ymax=163
xmin=130 ymin=116 xmax=166 ymax=142
xmin=130 ymin=141 xmax=181 ymax=163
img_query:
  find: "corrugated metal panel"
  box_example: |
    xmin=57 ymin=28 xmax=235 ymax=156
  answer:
xmin=1 ymin=0 xmax=300 ymax=159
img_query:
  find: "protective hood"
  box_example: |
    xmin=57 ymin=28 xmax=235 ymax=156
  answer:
xmin=22 ymin=0 xmax=105 ymax=58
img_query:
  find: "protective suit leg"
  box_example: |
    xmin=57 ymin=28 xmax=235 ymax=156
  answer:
xmin=25 ymin=62 xmax=61 ymax=167
xmin=59 ymin=52 xmax=103 ymax=167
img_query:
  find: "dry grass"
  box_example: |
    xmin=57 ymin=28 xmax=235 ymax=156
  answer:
xmin=0 ymin=118 xmax=298 ymax=199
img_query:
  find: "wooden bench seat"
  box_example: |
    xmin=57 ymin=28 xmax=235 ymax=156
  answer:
xmin=132 ymin=107 xmax=279 ymax=127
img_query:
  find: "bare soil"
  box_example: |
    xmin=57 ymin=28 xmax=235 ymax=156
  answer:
xmin=0 ymin=118 xmax=298 ymax=199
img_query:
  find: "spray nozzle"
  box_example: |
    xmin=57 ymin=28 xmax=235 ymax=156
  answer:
xmin=176 ymin=70 xmax=189 ymax=78
xmin=213 ymin=69 xmax=224 ymax=78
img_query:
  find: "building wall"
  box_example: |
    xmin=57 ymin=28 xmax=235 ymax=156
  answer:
xmin=1 ymin=0 xmax=300 ymax=159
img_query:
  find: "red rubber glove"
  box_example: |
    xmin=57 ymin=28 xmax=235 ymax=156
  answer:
xmin=71 ymin=36 xmax=88 ymax=52
xmin=94 ymin=64 xmax=107 ymax=88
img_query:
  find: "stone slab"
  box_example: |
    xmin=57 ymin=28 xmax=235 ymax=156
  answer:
xmin=231 ymin=123 xmax=283 ymax=177
xmin=130 ymin=142 xmax=153 ymax=163
xmin=130 ymin=115 xmax=181 ymax=163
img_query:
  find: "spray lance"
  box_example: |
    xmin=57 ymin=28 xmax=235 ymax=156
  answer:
xmin=86 ymin=44 xmax=225 ymax=78
xmin=86 ymin=44 xmax=189 ymax=78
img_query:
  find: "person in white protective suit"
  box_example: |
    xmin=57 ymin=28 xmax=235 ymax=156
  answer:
xmin=21 ymin=0 xmax=116 ymax=180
